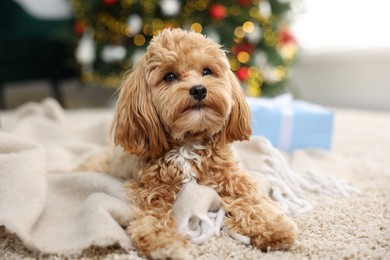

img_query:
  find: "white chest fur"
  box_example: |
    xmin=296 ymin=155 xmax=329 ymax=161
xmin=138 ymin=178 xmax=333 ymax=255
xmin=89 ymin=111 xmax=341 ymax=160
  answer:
xmin=166 ymin=143 xmax=205 ymax=183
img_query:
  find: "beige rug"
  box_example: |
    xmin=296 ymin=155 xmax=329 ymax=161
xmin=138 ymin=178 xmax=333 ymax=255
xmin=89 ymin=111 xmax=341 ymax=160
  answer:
xmin=1 ymin=107 xmax=389 ymax=259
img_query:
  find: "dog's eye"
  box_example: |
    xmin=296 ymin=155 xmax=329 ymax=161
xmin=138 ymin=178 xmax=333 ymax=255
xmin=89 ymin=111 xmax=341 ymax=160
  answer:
xmin=202 ymin=68 xmax=212 ymax=76
xmin=163 ymin=72 xmax=177 ymax=82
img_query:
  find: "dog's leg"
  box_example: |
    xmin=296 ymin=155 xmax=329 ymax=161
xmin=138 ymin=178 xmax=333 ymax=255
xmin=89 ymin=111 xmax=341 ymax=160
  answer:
xmin=73 ymin=147 xmax=113 ymax=173
xmin=202 ymin=171 xmax=297 ymax=251
xmin=126 ymin=180 xmax=188 ymax=259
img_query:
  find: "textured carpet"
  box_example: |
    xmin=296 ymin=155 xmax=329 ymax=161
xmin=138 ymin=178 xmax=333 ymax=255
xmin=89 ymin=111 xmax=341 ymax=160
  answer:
xmin=1 ymin=108 xmax=389 ymax=259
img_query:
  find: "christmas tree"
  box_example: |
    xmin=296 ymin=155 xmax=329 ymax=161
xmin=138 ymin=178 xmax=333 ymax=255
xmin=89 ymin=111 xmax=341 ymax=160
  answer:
xmin=70 ymin=0 xmax=297 ymax=97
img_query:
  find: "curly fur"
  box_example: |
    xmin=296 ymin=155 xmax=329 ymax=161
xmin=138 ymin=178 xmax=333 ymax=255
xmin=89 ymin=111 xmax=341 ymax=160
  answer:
xmin=111 ymin=28 xmax=297 ymax=259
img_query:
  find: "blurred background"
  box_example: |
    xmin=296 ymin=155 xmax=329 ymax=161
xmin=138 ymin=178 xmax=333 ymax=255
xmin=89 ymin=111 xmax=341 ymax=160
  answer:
xmin=1 ymin=0 xmax=389 ymax=110
xmin=291 ymin=0 xmax=390 ymax=111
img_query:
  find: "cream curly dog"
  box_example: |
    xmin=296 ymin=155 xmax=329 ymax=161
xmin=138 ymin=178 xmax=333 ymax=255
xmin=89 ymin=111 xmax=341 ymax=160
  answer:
xmin=96 ymin=28 xmax=297 ymax=259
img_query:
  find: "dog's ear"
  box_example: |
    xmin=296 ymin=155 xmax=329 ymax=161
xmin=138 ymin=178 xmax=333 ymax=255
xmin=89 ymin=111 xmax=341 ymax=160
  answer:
xmin=222 ymin=70 xmax=252 ymax=142
xmin=111 ymin=58 xmax=169 ymax=156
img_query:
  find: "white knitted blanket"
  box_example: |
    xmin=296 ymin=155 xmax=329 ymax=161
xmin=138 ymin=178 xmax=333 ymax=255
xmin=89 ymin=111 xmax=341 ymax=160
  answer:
xmin=0 ymin=98 xmax=354 ymax=256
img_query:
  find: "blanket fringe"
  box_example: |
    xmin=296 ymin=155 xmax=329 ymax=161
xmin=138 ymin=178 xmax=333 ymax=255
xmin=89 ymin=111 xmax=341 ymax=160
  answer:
xmin=251 ymin=138 xmax=359 ymax=214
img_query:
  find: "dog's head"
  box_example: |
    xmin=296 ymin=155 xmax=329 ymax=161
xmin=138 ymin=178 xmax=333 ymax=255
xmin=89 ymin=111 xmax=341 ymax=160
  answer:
xmin=112 ymin=28 xmax=251 ymax=156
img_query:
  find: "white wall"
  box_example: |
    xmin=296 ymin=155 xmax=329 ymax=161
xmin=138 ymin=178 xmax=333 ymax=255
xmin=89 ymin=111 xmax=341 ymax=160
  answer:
xmin=290 ymin=0 xmax=390 ymax=111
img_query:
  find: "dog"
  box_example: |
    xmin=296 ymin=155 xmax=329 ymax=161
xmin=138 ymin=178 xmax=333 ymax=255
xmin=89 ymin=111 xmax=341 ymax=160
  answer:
xmin=108 ymin=28 xmax=297 ymax=259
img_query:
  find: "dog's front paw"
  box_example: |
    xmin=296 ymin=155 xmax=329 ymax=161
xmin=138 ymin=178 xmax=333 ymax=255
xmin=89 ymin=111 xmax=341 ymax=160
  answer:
xmin=224 ymin=196 xmax=297 ymax=251
xmin=129 ymin=215 xmax=189 ymax=259
xmin=134 ymin=236 xmax=188 ymax=260
xmin=150 ymin=241 xmax=189 ymax=260
xmin=251 ymin=213 xmax=297 ymax=251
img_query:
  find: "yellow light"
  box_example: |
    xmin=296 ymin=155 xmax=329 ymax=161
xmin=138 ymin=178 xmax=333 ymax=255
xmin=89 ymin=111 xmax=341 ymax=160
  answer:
xmin=264 ymin=28 xmax=277 ymax=47
xmin=143 ymin=24 xmax=154 ymax=35
xmin=143 ymin=0 xmax=154 ymax=14
xmin=234 ymin=26 xmax=245 ymax=38
xmin=233 ymin=36 xmax=243 ymax=44
xmin=248 ymin=66 xmax=260 ymax=77
xmin=243 ymin=21 xmax=254 ymax=33
xmin=134 ymin=34 xmax=146 ymax=46
xmin=247 ymin=75 xmax=263 ymax=97
xmin=273 ymin=66 xmax=286 ymax=81
xmin=237 ymin=51 xmax=250 ymax=64
xmin=153 ymin=29 xmax=162 ymax=36
xmin=152 ymin=18 xmax=164 ymax=30
xmin=120 ymin=0 xmax=132 ymax=8
xmin=229 ymin=58 xmax=241 ymax=71
xmin=166 ymin=19 xmax=180 ymax=29
xmin=190 ymin=23 xmax=203 ymax=33
xmin=249 ymin=7 xmax=259 ymax=19
xmin=230 ymin=5 xmax=241 ymax=16
xmin=195 ymin=0 xmax=208 ymax=10
xmin=279 ymin=43 xmax=298 ymax=62
xmin=264 ymin=28 xmax=274 ymax=39
xmin=124 ymin=27 xmax=131 ymax=37
xmin=247 ymin=85 xmax=261 ymax=97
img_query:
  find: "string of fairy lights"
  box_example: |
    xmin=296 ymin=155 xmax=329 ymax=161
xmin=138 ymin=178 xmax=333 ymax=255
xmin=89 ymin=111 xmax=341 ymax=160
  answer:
xmin=70 ymin=0 xmax=297 ymax=97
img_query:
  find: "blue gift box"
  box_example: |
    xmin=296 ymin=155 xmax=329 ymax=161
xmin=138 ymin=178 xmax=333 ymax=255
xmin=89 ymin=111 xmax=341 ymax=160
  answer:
xmin=246 ymin=94 xmax=334 ymax=152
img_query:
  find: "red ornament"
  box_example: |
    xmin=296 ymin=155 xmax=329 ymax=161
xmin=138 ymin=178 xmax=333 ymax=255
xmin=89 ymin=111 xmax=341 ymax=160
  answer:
xmin=279 ymin=28 xmax=296 ymax=45
xmin=209 ymin=4 xmax=227 ymax=20
xmin=232 ymin=43 xmax=255 ymax=56
xmin=102 ymin=0 xmax=117 ymax=6
xmin=238 ymin=0 xmax=252 ymax=6
xmin=74 ymin=21 xmax=86 ymax=35
xmin=236 ymin=67 xmax=249 ymax=82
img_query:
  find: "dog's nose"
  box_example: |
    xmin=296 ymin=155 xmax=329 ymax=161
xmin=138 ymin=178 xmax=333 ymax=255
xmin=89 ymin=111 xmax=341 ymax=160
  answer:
xmin=189 ymin=85 xmax=207 ymax=101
